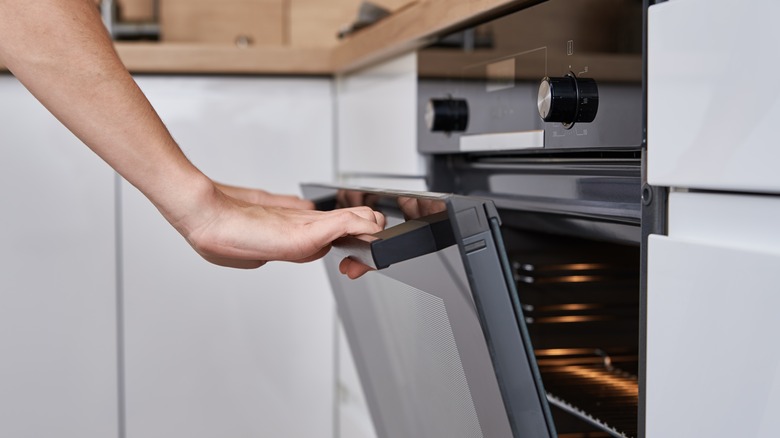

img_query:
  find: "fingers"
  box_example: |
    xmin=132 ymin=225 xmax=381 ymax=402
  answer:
xmin=332 ymin=205 xmax=383 ymax=279
xmin=339 ymin=206 xmax=382 ymax=224
xmin=349 ymin=206 xmax=386 ymax=229
xmin=339 ymin=257 xmax=374 ymax=279
xmin=310 ymin=207 xmax=384 ymax=238
xmin=374 ymin=210 xmax=386 ymax=228
xmin=316 ymin=208 xmax=384 ymax=242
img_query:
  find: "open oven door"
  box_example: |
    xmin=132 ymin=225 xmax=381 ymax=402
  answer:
xmin=302 ymin=184 xmax=557 ymax=438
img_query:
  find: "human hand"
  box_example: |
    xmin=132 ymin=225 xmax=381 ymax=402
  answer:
xmin=335 ymin=189 xmax=382 ymax=279
xmin=169 ymin=181 xmax=385 ymax=269
xmin=338 ymin=257 xmax=375 ymax=280
xmin=215 ymin=184 xmax=384 ymax=277
xmin=214 ymin=181 xmax=314 ymax=210
xmin=339 ymin=196 xmax=448 ymax=280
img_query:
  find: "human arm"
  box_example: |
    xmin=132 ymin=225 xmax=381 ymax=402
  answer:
xmin=0 ymin=0 xmax=383 ymax=268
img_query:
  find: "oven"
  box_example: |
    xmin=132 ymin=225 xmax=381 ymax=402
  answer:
xmin=309 ymin=0 xmax=657 ymax=437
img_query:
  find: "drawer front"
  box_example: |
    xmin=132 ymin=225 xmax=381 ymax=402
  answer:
xmin=648 ymin=0 xmax=780 ymax=193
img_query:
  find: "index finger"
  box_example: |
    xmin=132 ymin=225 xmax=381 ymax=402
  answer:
xmin=310 ymin=208 xmax=384 ymax=245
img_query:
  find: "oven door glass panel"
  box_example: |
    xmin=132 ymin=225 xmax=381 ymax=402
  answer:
xmin=302 ymin=184 xmax=555 ymax=438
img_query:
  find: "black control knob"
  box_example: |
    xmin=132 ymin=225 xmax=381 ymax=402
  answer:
xmin=537 ymin=75 xmax=599 ymax=127
xmin=425 ymin=98 xmax=469 ymax=132
xmin=574 ymin=77 xmax=599 ymax=124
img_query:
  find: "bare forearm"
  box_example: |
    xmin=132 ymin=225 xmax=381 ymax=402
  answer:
xmin=0 ymin=0 xmax=385 ymax=270
xmin=0 ymin=0 xmax=209 ymax=229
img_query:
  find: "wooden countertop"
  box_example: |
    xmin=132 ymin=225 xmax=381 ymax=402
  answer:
xmin=332 ymin=0 xmax=527 ymax=73
xmin=0 ymin=43 xmax=332 ymax=75
xmin=0 ymin=0 xmax=526 ymax=75
xmin=114 ymin=43 xmax=333 ymax=75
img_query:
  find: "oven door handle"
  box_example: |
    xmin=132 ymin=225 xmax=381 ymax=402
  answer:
xmin=331 ymin=211 xmax=455 ymax=270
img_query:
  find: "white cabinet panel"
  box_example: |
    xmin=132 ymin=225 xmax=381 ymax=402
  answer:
xmin=337 ymin=53 xmax=423 ymax=177
xmin=666 ymin=191 xmax=780 ymax=253
xmin=647 ymin=236 xmax=780 ymax=438
xmin=0 ymin=76 xmax=119 ymax=438
xmin=124 ymin=77 xmax=335 ymax=438
xmin=647 ymin=192 xmax=780 ymax=437
xmin=648 ymin=0 xmax=780 ymax=193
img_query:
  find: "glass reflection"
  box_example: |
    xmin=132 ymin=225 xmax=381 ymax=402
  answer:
xmin=334 ymin=189 xmax=447 ymax=223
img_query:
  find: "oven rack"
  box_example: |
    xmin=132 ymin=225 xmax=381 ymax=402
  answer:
xmin=542 ymin=363 xmax=638 ymax=438
xmin=547 ymin=393 xmax=627 ymax=438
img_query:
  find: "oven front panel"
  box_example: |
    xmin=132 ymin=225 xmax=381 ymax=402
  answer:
xmin=418 ymin=0 xmax=644 ymax=154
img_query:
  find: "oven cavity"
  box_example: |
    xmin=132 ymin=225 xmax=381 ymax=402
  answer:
xmin=506 ymin=227 xmax=640 ymax=438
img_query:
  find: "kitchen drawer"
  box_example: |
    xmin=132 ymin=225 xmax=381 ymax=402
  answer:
xmin=648 ymin=0 xmax=780 ymax=194
xmin=647 ymin=235 xmax=780 ymax=437
xmin=647 ymin=191 xmax=780 ymax=437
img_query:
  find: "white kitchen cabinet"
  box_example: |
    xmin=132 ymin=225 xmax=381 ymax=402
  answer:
xmin=647 ymin=192 xmax=780 ymax=438
xmin=122 ymin=77 xmax=336 ymax=438
xmin=647 ymin=1 xmax=780 ymax=436
xmin=0 ymin=76 xmax=119 ymax=438
xmin=336 ymin=53 xmax=424 ymax=178
xmin=648 ymin=0 xmax=780 ymax=194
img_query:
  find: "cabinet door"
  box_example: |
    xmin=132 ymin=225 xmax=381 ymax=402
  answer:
xmin=336 ymin=53 xmax=424 ymax=178
xmin=123 ymin=77 xmax=336 ymax=438
xmin=648 ymin=0 xmax=780 ymax=193
xmin=0 ymin=76 xmax=119 ymax=438
xmin=646 ymin=192 xmax=780 ymax=437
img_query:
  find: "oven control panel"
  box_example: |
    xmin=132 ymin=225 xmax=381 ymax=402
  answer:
xmin=417 ymin=0 xmax=644 ymax=154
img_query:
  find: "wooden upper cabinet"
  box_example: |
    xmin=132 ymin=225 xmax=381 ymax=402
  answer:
xmin=160 ymin=0 xmax=285 ymax=45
